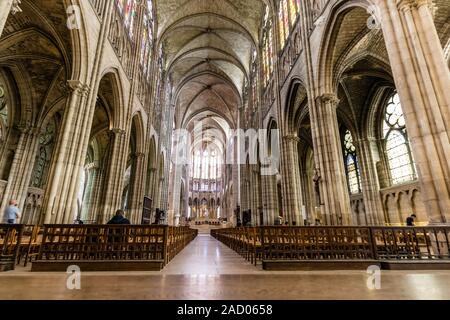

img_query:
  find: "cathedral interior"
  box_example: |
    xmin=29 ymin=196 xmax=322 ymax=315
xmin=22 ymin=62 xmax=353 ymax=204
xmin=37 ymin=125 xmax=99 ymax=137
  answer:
xmin=0 ymin=0 xmax=450 ymax=301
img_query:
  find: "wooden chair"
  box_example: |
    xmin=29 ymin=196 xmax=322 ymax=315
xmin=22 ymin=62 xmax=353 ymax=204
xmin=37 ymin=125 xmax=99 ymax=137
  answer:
xmin=19 ymin=225 xmax=43 ymax=267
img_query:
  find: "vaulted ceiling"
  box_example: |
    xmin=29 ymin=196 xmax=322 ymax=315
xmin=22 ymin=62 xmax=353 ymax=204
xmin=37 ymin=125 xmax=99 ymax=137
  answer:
xmin=155 ymin=0 xmax=266 ymax=137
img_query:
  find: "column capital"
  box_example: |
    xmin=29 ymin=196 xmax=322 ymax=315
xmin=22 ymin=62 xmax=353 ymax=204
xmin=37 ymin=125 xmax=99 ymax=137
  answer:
xmin=18 ymin=123 xmax=39 ymax=135
xmin=133 ymin=152 xmax=145 ymax=159
xmin=316 ymin=93 xmax=340 ymax=106
xmin=397 ymin=0 xmax=433 ymax=11
xmin=283 ymin=134 xmax=301 ymax=143
xmin=110 ymin=128 xmax=126 ymax=136
xmin=67 ymin=80 xmax=90 ymax=96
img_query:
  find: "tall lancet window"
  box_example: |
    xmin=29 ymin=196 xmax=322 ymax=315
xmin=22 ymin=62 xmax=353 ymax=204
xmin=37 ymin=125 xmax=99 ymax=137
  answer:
xmin=140 ymin=0 xmax=154 ymax=79
xmin=262 ymin=6 xmax=273 ymax=86
xmin=278 ymin=0 xmax=300 ymax=49
xmin=191 ymin=147 xmax=222 ymax=180
xmin=116 ymin=0 xmax=137 ymax=37
xmin=383 ymin=93 xmax=416 ymax=185
xmin=343 ymin=130 xmax=361 ymax=194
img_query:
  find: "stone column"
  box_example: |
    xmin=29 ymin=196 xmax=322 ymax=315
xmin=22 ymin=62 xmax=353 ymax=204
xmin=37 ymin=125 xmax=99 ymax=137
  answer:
xmin=43 ymin=80 xmax=90 ymax=224
xmin=147 ymin=167 xmax=157 ymax=199
xmin=80 ymin=162 xmax=100 ymax=221
xmin=281 ymin=135 xmax=303 ymax=225
xmin=86 ymin=164 xmax=103 ymax=222
xmin=261 ymin=172 xmax=279 ymax=225
xmin=128 ymin=152 xmax=145 ymax=224
xmin=240 ymin=172 xmax=249 ymax=213
xmin=231 ymin=161 xmax=240 ymax=224
xmin=355 ymin=138 xmax=385 ymax=225
xmin=155 ymin=176 xmax=165 ymax=212
xmin=0 ymin=125 xmax=39 ymax=217
xmin=299 ymin=163 xmax=314 ymax=223
xmin=250 ymin=166 xmax=261 ymax=225
xmin=169 ymin=163 xmax=183 ymax=226
xmin=97 ymin=128 xmax=127 ymax=223
xmin=311 ymin=94 xmax=352 ymax=225
xmin=376 ymin=0 xmax=450 ymax=223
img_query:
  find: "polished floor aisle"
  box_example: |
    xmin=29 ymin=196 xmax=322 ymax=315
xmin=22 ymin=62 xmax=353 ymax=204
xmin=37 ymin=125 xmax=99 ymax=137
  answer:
xmin=1 ymin=234 xmax=450 ymax=299
xmin=162 ymin=234 xmax=263 ymax=274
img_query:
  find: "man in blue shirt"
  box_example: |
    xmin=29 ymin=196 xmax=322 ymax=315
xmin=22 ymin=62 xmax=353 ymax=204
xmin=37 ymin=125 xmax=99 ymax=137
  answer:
xmin=5 ymin=200 xmax=21 ymax=224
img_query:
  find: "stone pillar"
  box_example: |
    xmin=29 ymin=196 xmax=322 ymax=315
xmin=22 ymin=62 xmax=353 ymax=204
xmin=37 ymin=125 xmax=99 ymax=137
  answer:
xmin=281 ymin=135 xmax=303 ymax=225
xmin=128 ymin=152 xmax=145 ymax=224
xmin=240 ymin=174 xmax=249 ymax=213
xmin=43 ymin=81 xmax=90 ymax=224
xmin=155 ymin=176 xmax=165 ymax=211
xmin=80 ymin=162 xmax=100 ymax=221
xmin=250 ymin=165 xmax=261 ymax=225
xmin=169 ymin=163 xmax=183 ymax=226
xmin=231 ymin=161 xmax=240 ymax=224
xmin=98 ymin=128 xmax=127 ymax=223
xmin=299 ymin=163 xmax=314 ymax=223
xmin=355 ymin=138 xmax=385 ymax=225
xmin=87 ymin=164 xmax=103 ymax=223
xmin=261 ymin=172 xmax=279 ymax=225
xmin=375 ymin=0 xmax=450 ymax=223
xmin=311 ymin=94 xmax=352 ymax=225
xmin=0 ymin=125 xmax=39 ymax=218
xmin=147 ymin=167 xmax=157 ymax=199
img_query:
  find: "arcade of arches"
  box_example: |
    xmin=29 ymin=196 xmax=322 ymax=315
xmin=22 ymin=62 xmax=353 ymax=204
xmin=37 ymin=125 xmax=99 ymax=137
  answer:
xmin=0 ymin=0 xmax=449 ymax=229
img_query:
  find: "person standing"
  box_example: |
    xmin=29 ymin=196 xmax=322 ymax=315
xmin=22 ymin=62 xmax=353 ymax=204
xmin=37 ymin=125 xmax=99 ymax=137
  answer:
xmin=5 ymin=200 xmax=21 ymax=224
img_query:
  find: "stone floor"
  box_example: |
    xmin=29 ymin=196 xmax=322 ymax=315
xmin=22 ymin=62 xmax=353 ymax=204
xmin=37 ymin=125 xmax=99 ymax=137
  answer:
xmin=1 ymin=234 xmax=450 ymax=300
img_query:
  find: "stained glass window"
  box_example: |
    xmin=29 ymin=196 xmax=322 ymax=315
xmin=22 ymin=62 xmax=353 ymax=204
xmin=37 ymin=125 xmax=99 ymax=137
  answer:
xmin=191 ymin=148 xmax=222 ymax=180
xmin=282 ymin=0 xmax=289 ymax=36
xmin=278 ymin=0 xmax=300 ymax=50
xmin=343 ymin=130 xmax=361 ymax=194
xmin=116 ymin=0 xmax=137 ymax=38
xmin=383 ymin=93 xmax=416 ymax=185
xmin=262 ymin=5 xmax=273 ymax=86
xmin=278 ymin=4 xmax=286 ymax=49
xmin=140 ymin=1 xmax=154 ymax=78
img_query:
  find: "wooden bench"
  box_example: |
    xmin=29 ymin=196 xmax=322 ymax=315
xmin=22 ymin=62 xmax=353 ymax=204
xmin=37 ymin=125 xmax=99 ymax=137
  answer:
xmin=31 ymin=225 xmax=198 ymax=272
xmin=213 ymin=226 xmax=450 ymax=270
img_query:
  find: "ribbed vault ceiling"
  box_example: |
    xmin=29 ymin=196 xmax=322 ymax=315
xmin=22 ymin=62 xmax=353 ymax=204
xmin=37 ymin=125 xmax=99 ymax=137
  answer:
xmin=156 ymin=0 xmax=266 ymax=135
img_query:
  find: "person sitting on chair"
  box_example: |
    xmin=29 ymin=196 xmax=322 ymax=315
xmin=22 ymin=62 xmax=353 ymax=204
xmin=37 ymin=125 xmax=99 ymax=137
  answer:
xmin=406 ymin=214 xmax=417 ymax=227
xmin=107 ymin=210 xmax=131 ymax=225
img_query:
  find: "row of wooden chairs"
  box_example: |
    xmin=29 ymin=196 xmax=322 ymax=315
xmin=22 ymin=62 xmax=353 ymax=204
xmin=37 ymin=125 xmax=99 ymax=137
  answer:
xmin=1 ymin=224 xmax=198 ymax=271
xmin=17 ymin=225 xmax=44 ymax=267
xmin=0 ymin=224 xmax=44 ymax=268
xmin=211 ymin=227 xmax=262 ymax=265
xmin=36 ymin=225 xmax=198 ymax=264
xmin=166 ymin=227 xmax=198 ymax=264
xmin=212 ymin=226 xmax=450 ymax=264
